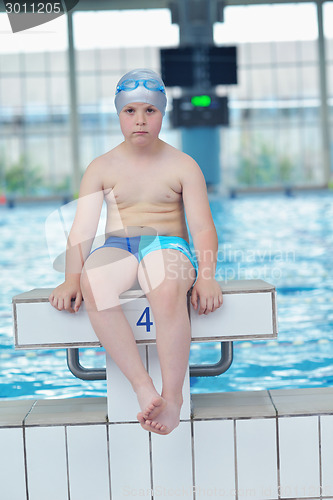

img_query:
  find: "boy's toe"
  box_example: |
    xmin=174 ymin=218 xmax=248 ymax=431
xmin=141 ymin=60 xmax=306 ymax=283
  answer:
xmin=137 ymin=412 xmax=146 ymax=424
xmin=149 ymin=420 xmax=168 ymax=433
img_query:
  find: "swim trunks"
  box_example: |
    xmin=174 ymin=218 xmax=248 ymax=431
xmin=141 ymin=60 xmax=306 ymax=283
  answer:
xmin=90 ymin=235 xmax=198 ymax=276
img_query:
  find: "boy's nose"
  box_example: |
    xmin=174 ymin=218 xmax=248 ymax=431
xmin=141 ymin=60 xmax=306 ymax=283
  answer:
xmin=136 ymin=112 xmax=146 ymax=125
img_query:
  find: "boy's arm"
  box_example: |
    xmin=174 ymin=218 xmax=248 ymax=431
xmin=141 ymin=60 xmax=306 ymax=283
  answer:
xmin=49 ymin=161 xmax=104 ymax=313
xmin=181 ymin=157 xmax=223 ymax=315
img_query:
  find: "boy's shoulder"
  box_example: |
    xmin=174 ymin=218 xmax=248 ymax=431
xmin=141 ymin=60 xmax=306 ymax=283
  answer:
xmin=161 ymin=141 xmax=199 ymax=168
xmin=85 ymin=146 xmax=122 ymax=175
xmin=168 ymin=144 xmax=203 ymax=178
xmin=93 ymin=145 xmax=121 ymax=164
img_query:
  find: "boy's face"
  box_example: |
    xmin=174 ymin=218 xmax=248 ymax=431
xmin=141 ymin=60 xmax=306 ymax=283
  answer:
xmin=119 ymin=102 xmax=163 ymax=145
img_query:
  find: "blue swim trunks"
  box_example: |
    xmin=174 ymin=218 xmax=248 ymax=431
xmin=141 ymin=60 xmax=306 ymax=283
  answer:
xmin=90 ymin=235 xmax=198 ymax=275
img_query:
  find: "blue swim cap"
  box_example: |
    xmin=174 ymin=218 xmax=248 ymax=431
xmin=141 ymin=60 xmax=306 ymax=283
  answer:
xmin=115 ymin=68 xmax=167 ymax=116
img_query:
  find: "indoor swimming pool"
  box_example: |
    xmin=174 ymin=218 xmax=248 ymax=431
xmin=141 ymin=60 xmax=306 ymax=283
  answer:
xmin=0 ymin=191 xmax=332 ymax=400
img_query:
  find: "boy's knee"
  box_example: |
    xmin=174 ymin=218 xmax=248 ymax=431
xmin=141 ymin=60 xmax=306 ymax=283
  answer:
xmin=151 ymin=279 xmax=186 ymax=310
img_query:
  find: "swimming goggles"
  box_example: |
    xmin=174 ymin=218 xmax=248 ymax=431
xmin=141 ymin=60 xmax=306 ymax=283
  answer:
xmin=116 ymin=78 xmax=166 ymax=94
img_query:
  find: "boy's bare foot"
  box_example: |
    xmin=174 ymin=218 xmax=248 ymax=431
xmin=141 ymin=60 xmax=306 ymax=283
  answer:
xmin=135 ymin=382 xmax=166 ymax=421
xmin=137 ymin=400 xmax=181 ymax=435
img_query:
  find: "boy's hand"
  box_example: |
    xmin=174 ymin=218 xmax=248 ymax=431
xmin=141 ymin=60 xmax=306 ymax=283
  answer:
xmin=49 ymin=280 xmax=82 ymax=314
xmin=191 ymin=278 xmax=223 ymax=315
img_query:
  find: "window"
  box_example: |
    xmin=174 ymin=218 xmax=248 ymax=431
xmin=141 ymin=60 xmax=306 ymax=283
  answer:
xmin=0 ymin=14 xmax=69 ymax=195
xmin=0 ymin=4 xmax=330 ymax=196
xmin=214 ymin=3 xmax=322 ymax=188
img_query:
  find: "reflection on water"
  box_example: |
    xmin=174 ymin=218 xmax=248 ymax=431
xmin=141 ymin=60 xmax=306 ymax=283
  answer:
xmin=0 ymin=192 xmax=332 ymax=399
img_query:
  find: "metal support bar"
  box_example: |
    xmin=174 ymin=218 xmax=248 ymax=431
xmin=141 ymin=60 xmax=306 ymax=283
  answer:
xmin=66 ymin=341 xmax=234 ymax=381
xmin=190 ymin=341 xmax=233 ymax=377
xmin=66 ymin=348 xmax=106 ymax=380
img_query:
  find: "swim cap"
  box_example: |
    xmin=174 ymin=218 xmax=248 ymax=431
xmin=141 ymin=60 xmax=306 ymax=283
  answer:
xmin=114 ymin=68 xmax=167 ymax=116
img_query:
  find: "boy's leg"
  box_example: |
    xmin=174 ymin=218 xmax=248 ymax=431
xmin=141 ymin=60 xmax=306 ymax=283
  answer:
xmin=80 ymin=247 xmax=164 ymax=417
xmin=137 ymin=249 xmax=196 ymax=434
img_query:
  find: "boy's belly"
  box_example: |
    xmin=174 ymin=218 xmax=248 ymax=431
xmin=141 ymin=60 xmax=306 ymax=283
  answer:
xmin=105 ymin=205 xmax=188 ymax=239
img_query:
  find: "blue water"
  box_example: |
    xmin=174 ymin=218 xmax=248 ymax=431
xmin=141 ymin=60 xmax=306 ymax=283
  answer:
xmin=0 ymin=192 xmax=333 ymax=400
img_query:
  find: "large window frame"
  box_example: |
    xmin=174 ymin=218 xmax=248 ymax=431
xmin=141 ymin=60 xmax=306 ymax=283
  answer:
xmin=0 ymin=1 xmax=331 ymax=197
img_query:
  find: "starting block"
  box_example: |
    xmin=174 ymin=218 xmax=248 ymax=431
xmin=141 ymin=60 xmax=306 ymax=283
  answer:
xmin=13 ymin=279 xmax=277 ymax=422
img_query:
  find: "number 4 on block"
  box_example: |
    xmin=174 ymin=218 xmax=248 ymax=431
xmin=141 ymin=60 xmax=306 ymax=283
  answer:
xmin=136 ymin=307 xmax=154 ymax=333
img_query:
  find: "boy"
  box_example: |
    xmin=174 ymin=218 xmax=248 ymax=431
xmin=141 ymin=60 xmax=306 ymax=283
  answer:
xmin=49 ymin=68 xmax=223 ymax=435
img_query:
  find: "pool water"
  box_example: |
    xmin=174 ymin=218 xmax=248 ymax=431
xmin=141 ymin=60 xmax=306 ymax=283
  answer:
xmin=0 ymin=192 xmax=333 ymax=400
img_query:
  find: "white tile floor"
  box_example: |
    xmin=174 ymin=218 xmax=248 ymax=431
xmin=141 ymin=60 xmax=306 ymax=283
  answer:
xmin=1 ymin=389 xmax=333 ymax=500
xmin=151 ymin=422 xmax=193 ymax=500
xmin=193 ymin=420 xmax=235 ymax=500
xmin=320 ymin=415 xmax=333 ymax=497
xmin=67 ymin=425 xmax=110 ymax=500
xmin=109 ymin=423 xmax=151 ymax=499
xmin=0 ymin=427 xmax=26 ymax=500
xmin=236 ymin=418 xmax=278 ymax=500
xmin=25 ymin=426 xmax=69 ymax=500
xmin=278 ymin=416 xmax=321 ymax=498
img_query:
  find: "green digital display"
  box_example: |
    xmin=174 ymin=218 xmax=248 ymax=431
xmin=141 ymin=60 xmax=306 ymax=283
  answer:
xmin=191 ymin=95 xmax=211 ymax=107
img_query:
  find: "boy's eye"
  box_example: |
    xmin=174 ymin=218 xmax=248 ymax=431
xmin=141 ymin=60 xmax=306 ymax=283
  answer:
xmin=147 ymin=108 xmax=155 ymax=113
xmin=126 ymin=108 xmax=134 ymax=114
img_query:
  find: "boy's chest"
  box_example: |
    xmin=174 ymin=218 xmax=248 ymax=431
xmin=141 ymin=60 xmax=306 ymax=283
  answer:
xmin=104 ymin=166 xmax=182 ymax=205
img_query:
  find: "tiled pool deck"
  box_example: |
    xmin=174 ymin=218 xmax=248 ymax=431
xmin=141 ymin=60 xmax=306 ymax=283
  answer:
xmin=1 ymin=387 xmax=333 ymax=500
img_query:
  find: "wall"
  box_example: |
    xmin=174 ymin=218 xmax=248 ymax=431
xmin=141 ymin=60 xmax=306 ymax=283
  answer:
xmin=1 ymin=387 xmax=333 ymax=500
